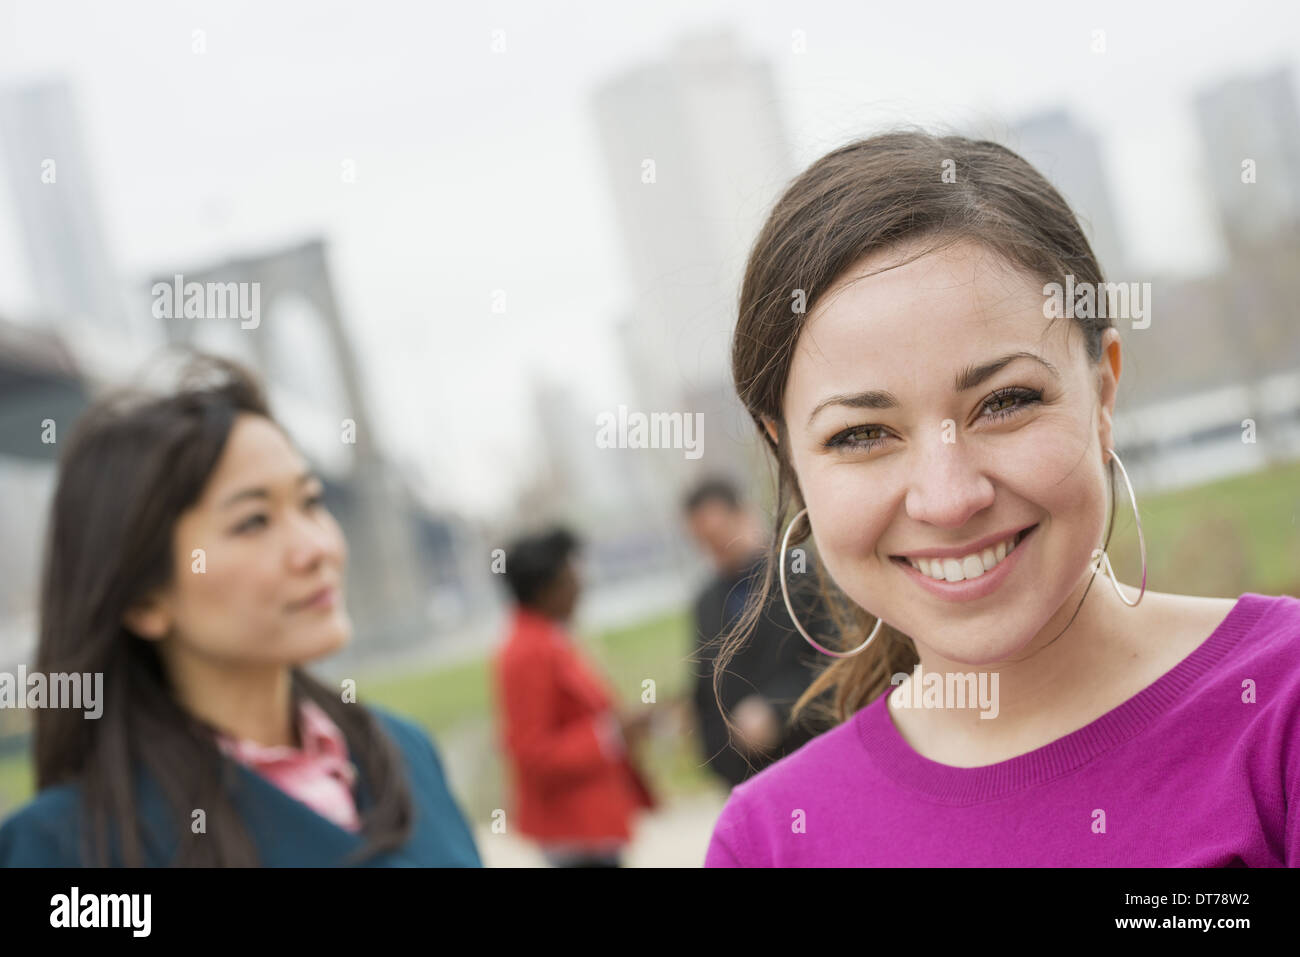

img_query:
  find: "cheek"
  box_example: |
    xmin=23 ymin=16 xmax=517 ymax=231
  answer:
xmin=325 ymin=515 xmax=348 ymax=565
xmin=802 ymin=467 xmax=896 ymax=584
xmin=998 ymin=417 xmax=1109 ymax=540
xmin=175 ymin=547 xmax=283 ymax=639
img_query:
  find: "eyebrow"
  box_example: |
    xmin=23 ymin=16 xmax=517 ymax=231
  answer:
xmin=220 ymin=471 xmax=319 ymax=509
xmin=805 ymin=351 xmax=1060 ymax=427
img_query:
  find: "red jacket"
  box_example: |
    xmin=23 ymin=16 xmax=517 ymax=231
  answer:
xmin=493 ymin=606 xmax=657 ymax=842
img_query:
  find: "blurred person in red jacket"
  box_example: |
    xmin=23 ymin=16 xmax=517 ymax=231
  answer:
xmin=492 ymin=526 xmax=657 ymax=867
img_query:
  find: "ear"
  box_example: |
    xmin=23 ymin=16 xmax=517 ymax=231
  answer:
xmin=1095 ymin=328 xmax=1122 ymax=461
xmin=122 ymin=593 xmax=172 ymax=642
xmin=760 ymin=415 xmax=780 ymax=447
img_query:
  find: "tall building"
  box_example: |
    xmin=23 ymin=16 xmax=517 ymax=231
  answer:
xmin=1005 ymin=110 xmax=1128 ymax=279
xmin=0 ymin=80 xmax=127 ymax=336
xmin=593 ymin=27 xmax=793 ymax=505
xmin=1193 ymin=65 xmax=1300 ymax=258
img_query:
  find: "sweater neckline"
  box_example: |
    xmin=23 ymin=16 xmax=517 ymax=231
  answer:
xmin=857 ymin=592 xmax=1270 ymax=804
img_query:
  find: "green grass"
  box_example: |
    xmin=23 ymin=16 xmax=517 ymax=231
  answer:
xmin=1103 ymin=459 xmax=1300 ymax=599
xmin=352 ymin=608 xmax=696 ymax=733
xmin=0 ymin=752 xmax=32 ymax=817
xmin=1 ymin=457 xmax=1297 ymax=822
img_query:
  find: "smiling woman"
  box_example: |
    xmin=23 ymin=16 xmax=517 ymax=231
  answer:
xmin=705 ymin=129 xmax=1300 ymax=867
xmin=0 ymin=353 xmax=481 ymax=867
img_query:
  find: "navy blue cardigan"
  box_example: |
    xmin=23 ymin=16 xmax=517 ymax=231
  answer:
xmin=0 ymin=708 xmax=482 ymax=867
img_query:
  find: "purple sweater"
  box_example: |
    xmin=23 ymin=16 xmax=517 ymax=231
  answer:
xmin=705 ymin=592 xmax=1300 ymax=867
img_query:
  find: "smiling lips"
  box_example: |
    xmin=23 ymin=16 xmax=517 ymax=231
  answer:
xmin=289 ymin=585 xmax=337 ymax=611
xmin=895 ymin=526 xmax=1034 ymax=583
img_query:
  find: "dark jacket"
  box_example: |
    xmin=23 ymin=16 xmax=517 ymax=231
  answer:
xmin=0 ymin=707 xmax=481 ymax=867
xmin=691 ymin=551 xmax=831 ymax=788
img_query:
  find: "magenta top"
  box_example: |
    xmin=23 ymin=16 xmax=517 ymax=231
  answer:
xmin=705 ymin=592 xmax=1300 ymax=867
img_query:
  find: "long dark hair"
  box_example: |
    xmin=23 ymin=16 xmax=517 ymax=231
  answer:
xmin=33 ymin=352 xmax=413 ymax=866
xmin=723 ymin=129 xmax=1122 ymax=739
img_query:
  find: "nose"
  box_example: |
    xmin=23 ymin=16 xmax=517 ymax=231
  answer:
xmin=902 ymin=431 xmax=997 ymax=530
xmin=285 ymin=508 xmax=341 ymax=573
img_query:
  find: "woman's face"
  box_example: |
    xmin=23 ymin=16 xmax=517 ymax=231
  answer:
xmin=129 ymin=413 xmax=352 ymax=667
xmin=767 ymin=238 xmax=1123 ymax=665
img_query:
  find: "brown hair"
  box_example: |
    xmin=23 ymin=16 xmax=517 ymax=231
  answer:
xmin=34 ymin=352 xmax=414 ymax=865
xmin=721 ymin=128 xmax=1122 ymax=742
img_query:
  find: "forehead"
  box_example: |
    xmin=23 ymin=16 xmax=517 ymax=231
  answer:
xmin=200 ymin=414 xmax=304 ymax=495
xmin=785 ymin=240 xmax=1064 ymax=420
xmin=689 ymin=498 xmax=736 ymax=523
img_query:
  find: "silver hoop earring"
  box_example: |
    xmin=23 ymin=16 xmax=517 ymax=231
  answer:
xmin=1089 ymin=447 xmax=1147 ymax=607
xmin=778 ymin=507 xmax=883 ymax=658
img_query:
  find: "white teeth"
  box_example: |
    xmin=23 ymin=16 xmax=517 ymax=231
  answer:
xmin=906 ymin=531 xmax=1023 ymax=582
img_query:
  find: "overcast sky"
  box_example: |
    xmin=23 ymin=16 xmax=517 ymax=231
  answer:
xmin=0 ymin=0 xmax=1297 ymax=517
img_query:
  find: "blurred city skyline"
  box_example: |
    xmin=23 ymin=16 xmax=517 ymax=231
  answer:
xmin=1 ymin=1 xmax=1298 ymax=518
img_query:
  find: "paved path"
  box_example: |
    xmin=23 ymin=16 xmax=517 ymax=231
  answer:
xmin=474 ymin=789 xmax=729 ymax=868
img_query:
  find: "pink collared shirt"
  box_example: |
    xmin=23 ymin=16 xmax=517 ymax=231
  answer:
xmin=215 ymin=698 xmax=362 ymax=833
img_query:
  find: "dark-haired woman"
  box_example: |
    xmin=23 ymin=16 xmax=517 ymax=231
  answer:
xmin=0 ymin=355 xmax=481 ymax=867
xmin=705 ymin=131 xmax=1300 ymax=867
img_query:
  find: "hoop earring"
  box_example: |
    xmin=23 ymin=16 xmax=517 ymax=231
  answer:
xmin=778 ymin=507 xmax=883 ymax=658
xmin=1089 ymin=447 xmax=1147 ymax=607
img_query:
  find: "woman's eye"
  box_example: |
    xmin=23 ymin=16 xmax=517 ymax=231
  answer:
xmin=304 ymin=493 xmax=325 ymax=509
xmin=824 ymin=387 xmax=1043 ymax=451
xmin=982 ymin=387 xmax=1043 ymax=420
xmin=234 ymin=514 xmax=268 ymax=534
xmin=825 ymin=425 xmax=891 ymax=452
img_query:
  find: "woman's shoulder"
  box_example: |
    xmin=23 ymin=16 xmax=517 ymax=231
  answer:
xmin=1216 ymin=592 xmax=1300 ymax=711
xmin=363 ymin=705 xmax=482 ymax=866
xmin=0 ymin=782 xmax=86 ymax=867
xmin=753 ymin=703 xmax=874 ymax=786
xmin=1206 ymin=591 xmax=1300 ymax=668
xmin=366 ymin=706 xmax=448 ymax=776
xmin=1243 ymin=590 xmax=1300 ymax=629
xmin=707 ymin=707 xmax=870 ymax=864
xmin=364 ymin=706 xmax=466 ymax=811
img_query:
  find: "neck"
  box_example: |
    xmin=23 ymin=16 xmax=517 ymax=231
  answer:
xmin=523 ymin=603 xmax=568 ymax=626
xmin=895 ymin=572 xmax=1150 ymax=751
xmin=160 ymin=646 xmax=297 ymax=748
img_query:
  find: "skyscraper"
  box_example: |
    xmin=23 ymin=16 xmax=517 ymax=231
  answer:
xmin=1006 ymin=109 xmax=1128 ymax=279
xmin=0 ymin=79 xmax=127 ymax=335
xmin=1193 ymin=65 xmax=1300 ymax=258
xmin=593 ymin=27 xmax=793 ymax=502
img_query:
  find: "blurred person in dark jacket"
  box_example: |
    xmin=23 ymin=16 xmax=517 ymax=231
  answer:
xmin=684 ymin=477 xmax=831 ymax=789
xmin=492 ymin=526 xmax=657 ymax=867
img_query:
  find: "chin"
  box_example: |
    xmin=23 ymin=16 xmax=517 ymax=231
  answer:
xmin=295 ymin=617 xmax=353 ymax=663
xmin=923 ymin=622 xmax=1038 ymax=667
